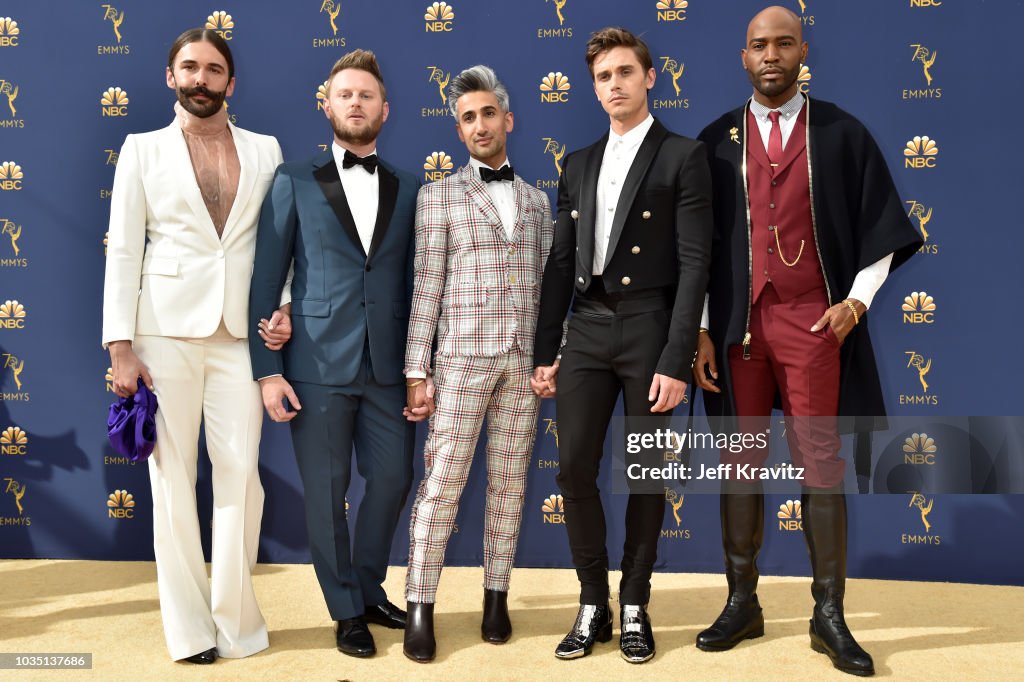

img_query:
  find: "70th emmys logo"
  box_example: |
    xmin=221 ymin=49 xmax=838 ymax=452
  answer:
xmin=1 ymin=425 xmax=27 ymax=455
xmin=656 ymin=0 xmax=688 ymax=22
xmin=535 ymin=138 xmax=564 ymax=190
xmin=1 ymin=218 xmax=21 ymax=258
xmin=205 ymin=11 xmax=234 ymax=40
xmin=427 ymin=66 xmax=450 ymax=105
xmin=540 ymin=72 xmax=570 ymax=103
xmin=901 ymin=351 xmax=937 ymax=406
xmin=904 ymin=433 xmax=936 ymax=465
xmin=0 ymin=300 xmax=26 ymax=329
xmin=903 ymin=44 xmax=941 ymax=100
xmin=101 ymin=87 xmax=129 ymax=117
xmin=539 ymin=0 xmax=572 ymax=38
xmin=662 ymin=488 xmax=691 ymax=539
xmin=795 ymin=0 xmax=814 ymax=24
xmin=102 ymin=4 xmax=125 ymax=42
xmin=0 ymin=79 xmax=18 ymax=118
xmin=904 ymin=136 xmax=938 ymax=169
xmin=547 ymin=0 xmax=567 ymax=25
xmin=0 ymin=162 xmax=22 ymax=191
xmin=2 ymin=354 xmax=26 ymax=392
xmin=541 ymin=493 xmax=564 ymax=523
xmin=653 ymin=57 xmax=689 ymax=110
xmin=909 ymin=492 xmax=932 ymax=532
xmin=0 ymin=17 xmax=20 ymax=47
xmin=321 ymin=0 xmax=341 ymax=35
xmin=107 ymin=489 xmax=135 ymax=519
xmin=901 ymin=492 xmax=940 ymax=545
xmin=902 ymin=291 xmax=935 ymax=324
xmin=910 ymin=44 xmax=937 ymax=86
xmin=423 ymin=151 xmax=453 ymax=182
xmin=425 ymin=2 xmax=454 ymax=32
xmin=906 ymin=200 xmax=935 ymax=251
xmin=4 ymin=477 xmax=26 ymax=515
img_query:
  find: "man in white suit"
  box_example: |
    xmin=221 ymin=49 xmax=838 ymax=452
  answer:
xmin=102 ymin=29 xmax=287 ymax=665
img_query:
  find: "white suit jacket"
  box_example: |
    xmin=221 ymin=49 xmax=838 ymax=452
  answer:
xmin=102 ymin=120 xmax=283 ymax=346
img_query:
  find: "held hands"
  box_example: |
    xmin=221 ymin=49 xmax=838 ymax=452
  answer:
xmin=404 ymin=376 xmax=436 ymax=422
xmin=259 ymin=376 xmax=302 ymax=422
xmin=810 ymin=298 xmax=865 ymax=344
xmin=692 ymin=331 xmax=721 ymax=394
xmin=648 ymin=373 xmax=688 ymax=413
xmin=108 ymin=340 xmax=153 ymax=398
xmin=530 ymin=360 xmax=559 ymax=398
xmin=258 ymin=303 xmax=292 ymax=351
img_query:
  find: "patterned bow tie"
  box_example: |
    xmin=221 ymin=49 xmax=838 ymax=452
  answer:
xmin=342 ymin=150 xmax=378 ymax=174
xmin=480 ymin=165 xmax=514 ymax=183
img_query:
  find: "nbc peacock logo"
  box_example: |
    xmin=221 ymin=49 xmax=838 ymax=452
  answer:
xmin=423 ymin=151 xmax=453 ymax=182
xmin=0 ymin=161 xmax=23 ymax=191
xmin=540 ymin=72 xmax=570 ymax=103
xmin=656 ymin=0 xmax=687 ymax=22
xmin=0 ymin=17 xmax=19 ymax=47
xmin=777 ymin=499 xmax=802 ymax=531
xmin=902 ymin=291 xmax=935 ymax=324
xmin=541 ymin=493 xmax=564 ymax=523
xmin=206 ymin=10 xmax=234 ymax=40
xmin=107 ymin=489 xmax=136 ymax=519
xmin=903 ymin=433 xmax=937 ymax=465
xmin=316 ymin=80 xmax=329 ymax=111
xmin=100 ymin=87 xmax=129 ymax=117
xmin=425 ymin=2 xmax=454 ymax=32
xmin=1 ymin=426 xmax=27 ymax=456
xmin=105 ymin=367 xmax=115 ymax=392
xmin=797 ymin=64 xmax=812 ymax=93
xmin=904 ymin=135 xmax=938 ymax=169
xmin=0 ymin=300 xmax=25 ymax=329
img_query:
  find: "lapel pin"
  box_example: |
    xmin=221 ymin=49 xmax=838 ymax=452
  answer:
xmin=729 ymin=127 xmax=740 ymax=145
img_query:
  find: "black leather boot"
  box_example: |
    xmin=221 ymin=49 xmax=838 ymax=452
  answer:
xmin=696 ymin=484 xmax=765 ymax=651
xmin=803 ymin=489 xmax=875 ymax=677
xmin=481 ymin=589 xmax=512 ymax=643
xmin=554 ymin=604 xmax=613 ymax=659
xmin=403 ymin=602 xmax=436 ymax=663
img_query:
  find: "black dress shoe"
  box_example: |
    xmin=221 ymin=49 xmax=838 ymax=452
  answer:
xmin=403 ymin=602 xmax=436 ymax=663
xmin=481 ymin=589 xmax=512 ymax=643
xmin=696 ymin=593 xmax=765 ymax=651
xmin=336 ymin=617 xmax=376 ymax=657
xmin=619 ymin=604 xmax=655 ymax=664
xmin=363 ymin=600 xmax=407 ymax=629
xmin=183 ymin=648 xmax=217 ymax=664
xmin=554 ymin=604 xmax=613 ymax=660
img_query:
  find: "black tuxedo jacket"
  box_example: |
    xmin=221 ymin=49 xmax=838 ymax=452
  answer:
xmin=534 ymin=117 xmax=714 ymax=382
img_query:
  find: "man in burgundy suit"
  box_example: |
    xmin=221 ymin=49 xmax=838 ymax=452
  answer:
xmin=692 ymin=7 xmax=921 ymax=677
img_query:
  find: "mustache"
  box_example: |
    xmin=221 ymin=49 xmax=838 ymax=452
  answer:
xmin=180 ymin=85 xmax=222 ymax=99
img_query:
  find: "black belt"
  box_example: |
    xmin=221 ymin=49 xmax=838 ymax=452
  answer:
xmin=572 ymin=290 xmax=673 ymax=317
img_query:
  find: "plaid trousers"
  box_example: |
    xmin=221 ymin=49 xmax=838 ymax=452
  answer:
xmin=405 ymin=346 xmax=539 ymax=603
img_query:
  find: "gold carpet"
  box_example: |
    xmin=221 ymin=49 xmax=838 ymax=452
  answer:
xmin=1 ymin=560 xmax=1021 ymax=680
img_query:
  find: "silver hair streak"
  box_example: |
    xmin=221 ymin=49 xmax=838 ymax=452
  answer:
xmin=447 ymin=64 xmax=510 ymax=118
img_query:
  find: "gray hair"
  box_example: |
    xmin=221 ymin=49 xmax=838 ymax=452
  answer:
xmin=447 ymin=64 xmax=510 ymax=118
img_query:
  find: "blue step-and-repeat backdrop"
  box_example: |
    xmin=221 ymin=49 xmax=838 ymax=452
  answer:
xmin=1 ymin=0 xmax=1023 ymax=586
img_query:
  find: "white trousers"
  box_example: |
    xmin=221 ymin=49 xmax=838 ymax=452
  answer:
xmin=134 ymin=334 xmax=268 ymax=661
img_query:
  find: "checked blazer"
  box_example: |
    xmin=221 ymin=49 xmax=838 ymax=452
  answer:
xmin=405 ymin=163 xmax=553 ymax=373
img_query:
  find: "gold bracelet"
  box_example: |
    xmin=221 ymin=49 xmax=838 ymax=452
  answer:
xmin=406 ymin=379 xmax=424 ymax=388
xmin=842 ymin=299 xmax=860 ymax=325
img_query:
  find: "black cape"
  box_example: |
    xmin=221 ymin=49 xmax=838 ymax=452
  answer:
xmin=697 ymin=96 xmax=922 ymax=431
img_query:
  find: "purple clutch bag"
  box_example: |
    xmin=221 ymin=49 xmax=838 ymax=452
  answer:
xmin=107 ymin=378 xmax=158 ymax=462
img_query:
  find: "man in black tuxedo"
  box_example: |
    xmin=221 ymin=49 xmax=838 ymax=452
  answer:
xmin=532 ymin=26 xmax=713 ymax=664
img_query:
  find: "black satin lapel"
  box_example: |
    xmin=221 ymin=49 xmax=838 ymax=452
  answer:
xmin=605 ymin=121 xmax=668 ymax=267
xmin=313 ymin=159 xmax=365 ymax=257
xmin=366 ymin=165 xmax=398 ymax=262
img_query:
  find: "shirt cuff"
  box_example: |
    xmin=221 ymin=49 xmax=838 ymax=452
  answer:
xmin=700 ymin=293 xmax=710 ymax=329
xmin=846 ymin=253 xmax=894 ymax=310
xmin=405 ymin=370 xmax=427 ymax=379
xmin=258 ymin=373 xmax=283 ymax=381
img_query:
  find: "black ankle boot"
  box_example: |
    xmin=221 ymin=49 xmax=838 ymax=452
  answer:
xmin=803 ymin=490 xmax=874 ymax=677
xmin=554 ymin=604 xmax=613 ymax=659
xmin=481 ymin=589 xmax=512 ymax=643
xmin=403 ymin=602 xmax=436 ymax=663
xmin=697 ymin=486 xmax=765 ymax=651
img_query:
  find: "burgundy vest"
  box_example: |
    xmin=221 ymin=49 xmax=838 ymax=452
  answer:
xmin=747 ymin=106 xmax=825 ymax=303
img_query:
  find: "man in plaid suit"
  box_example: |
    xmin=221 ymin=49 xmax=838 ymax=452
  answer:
xmin=401 ymin=65 xmax=553 ymax=663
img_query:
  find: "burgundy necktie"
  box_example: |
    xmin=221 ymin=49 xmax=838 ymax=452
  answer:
xmin=767 ymin=110 xmax=783 ymax=171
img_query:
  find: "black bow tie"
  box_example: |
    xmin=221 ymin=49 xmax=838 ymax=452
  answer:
xmin=342 ymin=150 xmax=378 ymax=174
xmin=479 ymin=165 xmax=514 ymax=183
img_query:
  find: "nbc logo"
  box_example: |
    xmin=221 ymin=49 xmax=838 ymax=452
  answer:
xmin=0 ymin=300 xmax=25 ymax=329
xmin=105 ymin=367 xmax=115 ymax=392
xmin=903 ymin=433 xmax=936 ymax=465
xmin=910 ymin=0 xmax=943 ymax=7
xmin=778 ymin=499 xmax=802 ymax=531
xmin=902 ymin=291 xmax=935 ymax=324
xmin=316 ymin=80 xmax=329 ymax=111
xmin=0 ymin=17 xmax=19 ymax=47
xmin=1 ymin=426 xmax=27 ymax=455
xmin=0 ymin=161 xmax=22 ymax=191
xmin=107 ymin=489 xmax=136 ymax=519
xmin=101 ymin=87 xmax=129 ymax=117
xmin=540 ymin=72 xmax=570 ymax=103
xmin=656 ymin=0 xmax=688 ymax=22
xmin=423 ymin=151 xmax=453 ymax=182
xmin=797 ymin=64 xmax=812 ymax=93
xmin=904 ymin=135 xmax=938 ymax=169
xmin=206 ymin=10 xmax=234 ymax=40
xmin=541 ymin=493 xmax=564 ymax=523
xmin=425 ymin=2 xmax=454 ymax=32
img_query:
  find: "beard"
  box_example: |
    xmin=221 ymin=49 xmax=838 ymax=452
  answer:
xmin=176 ymin=84 xmax=227 ymax=118
xmin=329 ymin=109 xmax=384 ymax=146
xmin=749 ymin=64 xmax=800 ymax=100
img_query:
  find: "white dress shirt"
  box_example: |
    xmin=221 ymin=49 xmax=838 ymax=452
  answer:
xmin=469 ymin=156 xmax=516 ymax=240
xmin=594 ymin=114 xmax=655 ymax=275
xmin=332 ymin=142 xmax=379 ymax=254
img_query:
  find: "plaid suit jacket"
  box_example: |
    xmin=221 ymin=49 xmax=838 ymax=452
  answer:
xmin=405 ymin=164 xmax=553 ymax=374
